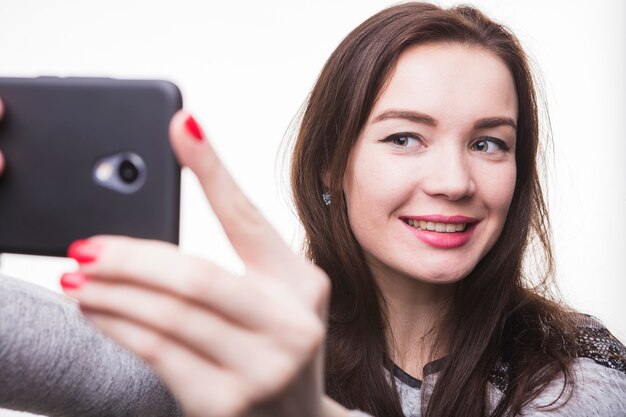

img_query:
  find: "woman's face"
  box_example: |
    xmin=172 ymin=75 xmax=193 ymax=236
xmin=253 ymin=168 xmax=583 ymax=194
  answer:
xmin=343 ymin=43 xmax=518 ymax=285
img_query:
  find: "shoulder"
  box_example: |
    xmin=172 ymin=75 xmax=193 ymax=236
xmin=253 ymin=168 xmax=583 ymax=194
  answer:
xmin=523 ymin=358 xmax=626 ymax=416
xmin=523 ymin=314 xmax=626 ymax=415
xmin=573 ymin=313 xmax=626 ymax=374
xmin=488 ymin=313 xmax=626 ymax=414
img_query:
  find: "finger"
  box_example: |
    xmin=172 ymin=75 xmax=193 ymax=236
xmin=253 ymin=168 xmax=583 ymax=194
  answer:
xmin=0 ymin=97 xmax=4 ymax=120
xmin=82 ymin=310 xmax=250 ymax=417
xmin=69 ymin=273 xmax=325 ymax=367
xmin=168 ymin=110 xmax=295 ymax=273
xmin=73 ymin=278 xmax=263 ymax=372
xmin=71 ymin=236 xmax=287 ymax=329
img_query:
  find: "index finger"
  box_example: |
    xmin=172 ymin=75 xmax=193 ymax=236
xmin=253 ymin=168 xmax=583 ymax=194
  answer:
xmin=169 ymin=110 xmax=295 ymax=272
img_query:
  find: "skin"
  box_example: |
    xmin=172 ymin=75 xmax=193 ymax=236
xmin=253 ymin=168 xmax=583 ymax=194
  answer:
xmin=0 ymin=43 xmax=517 ymax=415
xmin=344 ymin=43 xmax=518 ymax=376
xmin=64 ymin=112 xmax=349 ymax=417
xmin=0 ymin=103 xmax=347 ymax=417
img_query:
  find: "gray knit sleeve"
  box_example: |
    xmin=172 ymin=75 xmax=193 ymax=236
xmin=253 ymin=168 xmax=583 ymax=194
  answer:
xmin=0 ymin=273 xmax=182 ymax=417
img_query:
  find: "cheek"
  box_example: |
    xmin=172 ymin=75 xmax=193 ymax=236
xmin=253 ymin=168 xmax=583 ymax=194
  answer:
xmin=344 ymin=151 xmax=408 ymax=215
xmin=481 ymin=163 xmax=517 ymax=221
xmin=343 ymin=151 xmax=407 ymax=238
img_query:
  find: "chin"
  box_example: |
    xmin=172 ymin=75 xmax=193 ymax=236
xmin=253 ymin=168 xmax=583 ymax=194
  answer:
xmin=415 ymin=274 xmax=466 ymax=285
xmin=406 ymin=265 xmax=474 ymax=284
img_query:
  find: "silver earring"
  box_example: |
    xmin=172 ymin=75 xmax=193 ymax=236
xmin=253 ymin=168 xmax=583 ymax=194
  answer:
xmin=322 ymin=192 xmax=331 ymax=206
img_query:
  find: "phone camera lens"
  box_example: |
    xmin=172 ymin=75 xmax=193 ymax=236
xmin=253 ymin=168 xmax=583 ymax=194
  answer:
xmin=119 ymin=160 xmax=139 ymax=184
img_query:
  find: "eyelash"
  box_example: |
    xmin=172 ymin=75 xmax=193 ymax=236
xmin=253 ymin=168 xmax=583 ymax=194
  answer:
xmin=380 ymin=133 xmax=512 ymax=153
xmin=471 ymin=137 xmax=512 ymax=153
xmin=379 ymin=132 xmax=423 ymax=148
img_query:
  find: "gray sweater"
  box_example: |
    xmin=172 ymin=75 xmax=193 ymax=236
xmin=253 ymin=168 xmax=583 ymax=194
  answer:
xmin=0 ymin=274 xmax=182 ymax=417
xmin=1 ymin=274 xmax=625 ymax=416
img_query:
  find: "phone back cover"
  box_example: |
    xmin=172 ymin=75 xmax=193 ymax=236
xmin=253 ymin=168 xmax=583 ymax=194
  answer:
xmin=0 ymin=77 xmax=182 ymax=257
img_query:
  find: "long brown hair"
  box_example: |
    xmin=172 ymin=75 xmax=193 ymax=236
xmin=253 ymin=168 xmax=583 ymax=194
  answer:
xmin=290 ymin=3 xmax=578 ymax=416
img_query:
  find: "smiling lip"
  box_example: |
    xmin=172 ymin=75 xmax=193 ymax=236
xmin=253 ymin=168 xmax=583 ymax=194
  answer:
xmin=400 ymin=214 xmax=480 ymax=249
xmin=404 ymin=214 xmax=479 ymax=223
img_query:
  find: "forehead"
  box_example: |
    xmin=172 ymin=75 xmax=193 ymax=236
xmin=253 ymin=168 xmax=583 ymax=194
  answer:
xmin=372 ymin=42 xmax=518 ymax=125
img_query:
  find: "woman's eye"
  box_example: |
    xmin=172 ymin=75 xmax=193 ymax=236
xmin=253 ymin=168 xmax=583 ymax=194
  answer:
xmin=381 ymin=133 xmax=423 ymax=149
xmin=471 ymin=137 xmax=510 ymax=154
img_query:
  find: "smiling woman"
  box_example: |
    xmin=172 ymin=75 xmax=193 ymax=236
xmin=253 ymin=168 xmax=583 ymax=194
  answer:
xmin=0 ymin=2 xmax=625 ymax=417
xmin=290 ymin=3 xmax=625 ymax=416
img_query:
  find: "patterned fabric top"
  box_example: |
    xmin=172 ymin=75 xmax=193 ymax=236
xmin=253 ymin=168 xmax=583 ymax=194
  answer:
xmin=487 ymin=314 xmax=626 ymax=393
xmin=381 ymin=314 xmax=626 ymax=417
xmin=575 ymin=316 xmax=626 ymax=374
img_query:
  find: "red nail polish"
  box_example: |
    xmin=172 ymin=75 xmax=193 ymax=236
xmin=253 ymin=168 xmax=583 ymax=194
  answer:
xmin=184 ymin=114 xmax=204 ymax=141
xmin=60 ymin=272 xmax=88 ymax=290
xmin=68 ymin=240 xmax=100 ymax=264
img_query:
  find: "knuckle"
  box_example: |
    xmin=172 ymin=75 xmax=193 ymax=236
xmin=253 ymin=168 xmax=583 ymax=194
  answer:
xmin=200 ymin=165 xmax=266 ymax=232
xmin=176 ymin=258 xmax=229 ymax=301
xmin=101 ymin=237 xmax=173 ymax=278
xmin=134 ymin=332 xmax=168 ymax=365
xmin=101 ymin=238 xmax=135 ymax=274
xmin=315 ymin=269 xmax=331 ymax=300
xmin=223 ymin=194 xmax=268 ymax=234
xmin=246 ymin=353 xmax=296 ymax=399
xmin=178 ymin=260 xmax=213 ymax=297
xmin=230 ymin=189 xmax=262 ymax=222
xmin=278 ymin=312 xmax=326 ymax=360
xmin=209 ymin=269 xmax=241 ymax=301
xmin=196 ymin=148 xmax=222 ymax=180
xmin=307 ymin=266 xmax=331 ymax=310
xmin=158 ymin=299 xmax=191 ymax=334
xmin=215 ymin=386 xmax=251 ymax=417
xmin=308 ymin=318 xmax=326 ymax=349
xmin=298 ymin=316 xmax=326 ymax=357
xmin=183 ymin=374 xmax=250 ymax=417
xmin=188 ymin=393 xmax=247 ymax=417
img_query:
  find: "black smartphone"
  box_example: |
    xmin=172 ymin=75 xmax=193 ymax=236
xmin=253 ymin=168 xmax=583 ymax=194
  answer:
xmin=0 ymin=76 xmax=182 ymax=257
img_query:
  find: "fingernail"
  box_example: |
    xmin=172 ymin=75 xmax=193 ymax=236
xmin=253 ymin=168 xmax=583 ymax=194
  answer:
xmin=68 ymin=239 xmax=101 ymax=264
xmin=60 ymin=272 xmax=89 ymax=290
xmin=184 ymin=114 xmax=204 ymax=141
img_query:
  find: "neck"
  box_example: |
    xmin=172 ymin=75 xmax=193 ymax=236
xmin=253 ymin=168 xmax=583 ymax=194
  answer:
xmin=370 ymin=261 xmax=455 ymax=372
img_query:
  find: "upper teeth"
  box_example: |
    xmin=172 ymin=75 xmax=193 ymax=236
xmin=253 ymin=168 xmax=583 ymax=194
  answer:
xmin=405 ymin=219 xmax=467 ymax=232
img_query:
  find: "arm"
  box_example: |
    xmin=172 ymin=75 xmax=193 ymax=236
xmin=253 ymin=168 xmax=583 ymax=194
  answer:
xmin=0 ymin=273 xmax=182 ymax=417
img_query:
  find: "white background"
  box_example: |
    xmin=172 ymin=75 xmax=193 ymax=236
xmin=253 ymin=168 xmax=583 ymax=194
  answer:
xmin=0 ymin=1 xmax=624 ymax=416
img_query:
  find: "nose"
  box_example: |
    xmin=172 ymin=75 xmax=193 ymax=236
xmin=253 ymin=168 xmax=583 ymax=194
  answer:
xmin=421 ymin=146 xmax=476 ymax=201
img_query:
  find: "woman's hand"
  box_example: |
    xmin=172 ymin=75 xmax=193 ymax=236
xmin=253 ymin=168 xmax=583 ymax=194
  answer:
xmin=60 ymin=111 xmax=333 ymax=417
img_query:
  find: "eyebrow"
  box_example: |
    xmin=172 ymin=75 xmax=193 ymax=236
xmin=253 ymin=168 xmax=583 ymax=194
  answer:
xmin=474 ymin=117 xmax=517 ymax=130
xmin=372 ymin=109 xmax=517 ymax=130
xmin=373 ymin=110 xmax=437 ymax=126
